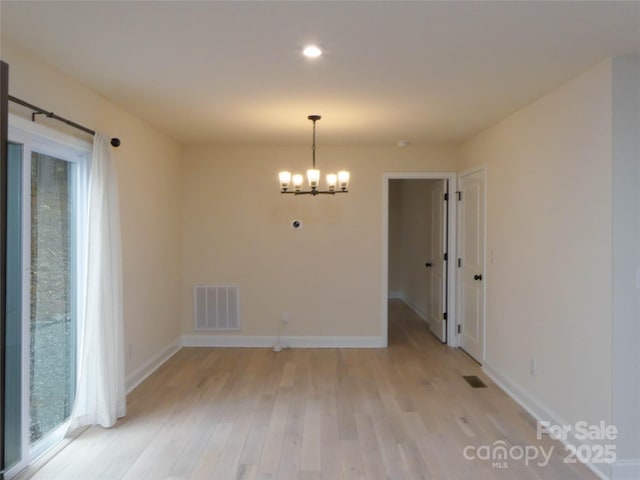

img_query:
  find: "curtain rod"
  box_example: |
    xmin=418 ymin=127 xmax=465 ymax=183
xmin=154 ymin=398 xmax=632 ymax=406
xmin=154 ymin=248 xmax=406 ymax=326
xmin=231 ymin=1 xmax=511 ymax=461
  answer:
xmin=8 ymin=95 xmax=121 ymax=147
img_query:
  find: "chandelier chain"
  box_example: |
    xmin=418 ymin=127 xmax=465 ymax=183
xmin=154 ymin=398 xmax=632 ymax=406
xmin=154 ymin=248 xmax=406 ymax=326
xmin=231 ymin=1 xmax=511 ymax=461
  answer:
xmin=312 ymin=118 xmax=317 ymax=169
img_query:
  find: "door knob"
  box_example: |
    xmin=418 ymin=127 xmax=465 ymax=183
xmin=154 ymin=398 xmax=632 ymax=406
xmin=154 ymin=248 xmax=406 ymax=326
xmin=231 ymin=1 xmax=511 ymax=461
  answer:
xmin=425 ymin=262 xmax=433 ymax=267
xmin=474 ymin=274 xmax=483 ymax=281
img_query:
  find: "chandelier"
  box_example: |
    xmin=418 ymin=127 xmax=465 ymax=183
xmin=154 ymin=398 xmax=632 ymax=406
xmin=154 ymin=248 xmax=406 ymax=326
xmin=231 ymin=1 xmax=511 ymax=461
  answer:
xmin=279 ymin=115 xmax=350 ymax=195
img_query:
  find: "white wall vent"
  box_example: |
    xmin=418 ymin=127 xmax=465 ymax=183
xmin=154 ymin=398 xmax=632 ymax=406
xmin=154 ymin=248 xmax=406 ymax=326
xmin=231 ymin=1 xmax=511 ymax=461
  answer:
xmin=194 ymin=285 xmax=240 ymax=331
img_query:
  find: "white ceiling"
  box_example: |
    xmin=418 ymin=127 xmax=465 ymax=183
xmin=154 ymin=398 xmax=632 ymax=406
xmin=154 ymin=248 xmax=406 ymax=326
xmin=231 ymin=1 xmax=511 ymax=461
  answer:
xmin=1 ymin=1 xmax=639 ymax=146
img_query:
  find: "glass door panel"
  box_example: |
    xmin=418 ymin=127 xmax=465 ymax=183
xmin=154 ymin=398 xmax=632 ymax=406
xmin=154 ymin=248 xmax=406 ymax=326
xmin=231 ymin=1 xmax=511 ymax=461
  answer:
xmin=29 ymin=151 xmax=77 ymax=446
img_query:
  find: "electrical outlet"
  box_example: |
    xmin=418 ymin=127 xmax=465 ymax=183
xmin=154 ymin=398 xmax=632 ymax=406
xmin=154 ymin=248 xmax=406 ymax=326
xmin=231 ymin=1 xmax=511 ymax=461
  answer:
xmin=127 ymin=343 xmax=133 ymax=360
xmin=490 ymin=250 xmax=495 ymax=264
xmin=281 ymin=312 xmax=289 ymax=325
xmin=529 ymin=358 xmax=537 ymax=376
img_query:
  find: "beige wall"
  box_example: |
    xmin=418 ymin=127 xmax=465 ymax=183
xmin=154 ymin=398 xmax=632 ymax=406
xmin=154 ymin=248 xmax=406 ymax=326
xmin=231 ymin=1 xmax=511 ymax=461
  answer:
xmin=1 ymin=42 xmax=184 ymax=384
xmin=460 ymin=60 xmax=613 ymax=436
xmin=181 ymin=145 xmax=459 ymax=340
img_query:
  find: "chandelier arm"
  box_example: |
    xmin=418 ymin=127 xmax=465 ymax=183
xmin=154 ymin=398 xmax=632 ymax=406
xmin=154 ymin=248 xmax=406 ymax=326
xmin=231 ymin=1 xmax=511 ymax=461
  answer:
xmin=280 ymin=189 xmax=348 ymax=196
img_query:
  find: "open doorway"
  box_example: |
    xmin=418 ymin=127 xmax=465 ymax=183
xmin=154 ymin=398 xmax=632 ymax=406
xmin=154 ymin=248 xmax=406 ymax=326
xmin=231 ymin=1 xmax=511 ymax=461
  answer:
xmin=381 ymin=173 xmax=458 ymax=347
xmin=389 ymin=178 xmax=448 ymax=342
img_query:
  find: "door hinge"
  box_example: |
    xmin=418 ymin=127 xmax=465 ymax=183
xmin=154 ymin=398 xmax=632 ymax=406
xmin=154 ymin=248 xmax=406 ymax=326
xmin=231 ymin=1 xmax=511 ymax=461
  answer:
xmin=443 ymin=312 xmax=447 ymax=320
xmin=457 ymin=324 xmax=461 ymax=334
xmin=457 ymin=258 xmax=462 ymax=268
xmin=456 ymin=191 xmax=462 ymax=201
xmin=444 ymin=193 xmax=449 ymax=201
xmin=444 ymin=252 xmax=448 ymax=261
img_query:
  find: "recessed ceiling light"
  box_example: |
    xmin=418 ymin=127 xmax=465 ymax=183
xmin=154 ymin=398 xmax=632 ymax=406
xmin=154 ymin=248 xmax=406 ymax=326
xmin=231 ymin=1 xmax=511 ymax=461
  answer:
xmin=303 ymin=45 xmax=322 ymax=58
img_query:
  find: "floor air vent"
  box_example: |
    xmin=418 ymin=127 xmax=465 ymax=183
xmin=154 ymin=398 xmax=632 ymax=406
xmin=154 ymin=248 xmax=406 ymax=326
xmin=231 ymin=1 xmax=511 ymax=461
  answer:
xmin=463 ymin=375 xmax=487 ymax=388
xmin=194 ymin=285 xmax=240 ymax=331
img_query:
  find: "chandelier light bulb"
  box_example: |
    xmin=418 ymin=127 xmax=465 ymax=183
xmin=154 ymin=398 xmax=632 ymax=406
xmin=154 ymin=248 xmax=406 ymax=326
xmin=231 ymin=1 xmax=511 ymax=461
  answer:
xmin=292 ymin=174 xmax=304 ymax=192
xmin=338 ymin=171 xmax=350 ymax=190
xmin=326 ymin=173 xmax=337 ymax=192
xmin=279 ymin=171 xmax=291 ymax=190
xmin=307 ymin=169 xmax=320 ymax=189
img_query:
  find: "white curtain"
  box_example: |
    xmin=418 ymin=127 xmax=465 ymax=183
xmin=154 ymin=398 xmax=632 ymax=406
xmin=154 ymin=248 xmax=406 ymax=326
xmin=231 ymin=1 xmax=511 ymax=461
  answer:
xmin=68 ymin=133 xmax=126 ymax=431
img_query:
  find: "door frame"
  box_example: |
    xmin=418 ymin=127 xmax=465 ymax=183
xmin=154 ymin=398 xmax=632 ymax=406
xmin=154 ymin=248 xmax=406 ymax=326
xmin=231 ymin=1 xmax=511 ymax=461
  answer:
xmin=382 ymin=172 xmax=458 ymax=347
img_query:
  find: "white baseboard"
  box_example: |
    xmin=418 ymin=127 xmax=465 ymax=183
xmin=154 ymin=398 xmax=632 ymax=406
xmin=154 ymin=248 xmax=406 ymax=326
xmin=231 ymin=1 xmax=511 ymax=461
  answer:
xmin=483 ymin=362 xmax=568 ymax=428
xmin=182 ymin=335 xmax=385 ymax=348
xmin=125 ymin=338 xmax=182 ymax=394
xmin=483 ymin=361 xmax=611 ymax=480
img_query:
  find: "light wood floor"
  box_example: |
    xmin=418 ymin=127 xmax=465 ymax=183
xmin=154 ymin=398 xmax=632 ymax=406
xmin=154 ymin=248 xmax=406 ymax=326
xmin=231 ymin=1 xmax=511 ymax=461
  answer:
xmin=22 ymin=300 xmax=597 ymax=480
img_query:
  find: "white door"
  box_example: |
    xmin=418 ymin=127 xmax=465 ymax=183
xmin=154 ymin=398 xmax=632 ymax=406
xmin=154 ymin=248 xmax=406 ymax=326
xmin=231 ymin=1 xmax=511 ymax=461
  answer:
xmin=426 ymin=180 xmax=447 ymax=342
xmin=457 ymin=168 xmax=485 ymax=362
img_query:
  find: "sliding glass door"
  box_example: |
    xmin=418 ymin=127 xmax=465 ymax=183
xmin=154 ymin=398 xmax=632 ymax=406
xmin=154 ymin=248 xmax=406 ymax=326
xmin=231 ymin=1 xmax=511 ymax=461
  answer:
xmin=4 ymin=119 xmax=89 ymax=478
